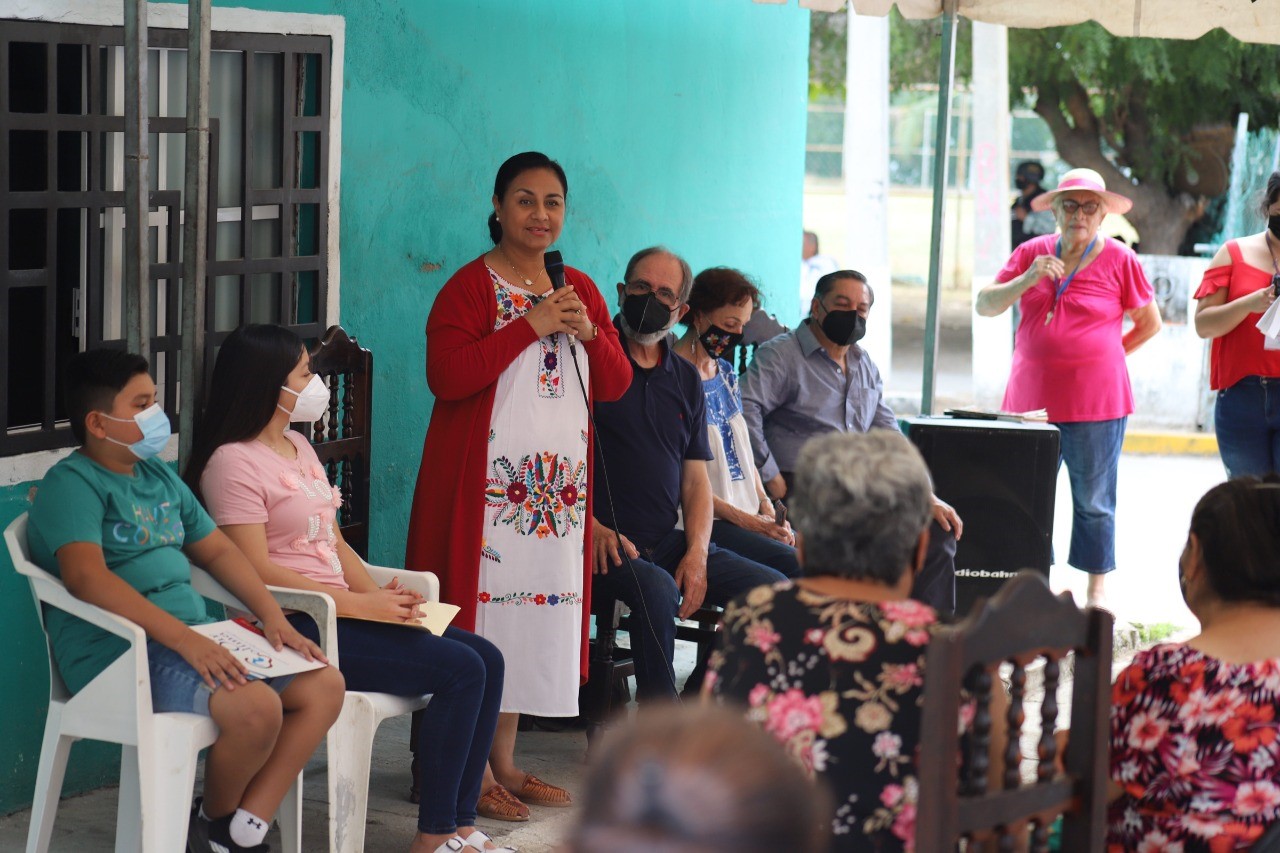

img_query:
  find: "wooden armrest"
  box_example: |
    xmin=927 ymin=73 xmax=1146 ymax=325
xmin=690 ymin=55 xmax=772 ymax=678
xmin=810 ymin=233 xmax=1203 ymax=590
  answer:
xmin=363 ymin=561 xmax=440 ymax=602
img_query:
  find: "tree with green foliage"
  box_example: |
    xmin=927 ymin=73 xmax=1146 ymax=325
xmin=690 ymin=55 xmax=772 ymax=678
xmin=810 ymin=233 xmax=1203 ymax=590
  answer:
xmin=811 ymin=11 xmax=1280 ymax=254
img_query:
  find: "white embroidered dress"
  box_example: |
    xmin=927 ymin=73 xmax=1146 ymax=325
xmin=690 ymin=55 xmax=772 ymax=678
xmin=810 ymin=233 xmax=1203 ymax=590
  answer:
xmin=476 ymin=268 xmax=589 ymax=715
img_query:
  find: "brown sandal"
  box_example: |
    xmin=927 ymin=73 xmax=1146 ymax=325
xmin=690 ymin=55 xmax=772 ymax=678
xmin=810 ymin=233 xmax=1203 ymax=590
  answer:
xmin=477 ymin=784 xmax=530 ymax=822
xmin=511 ymin=773 xmax=572 ymax=808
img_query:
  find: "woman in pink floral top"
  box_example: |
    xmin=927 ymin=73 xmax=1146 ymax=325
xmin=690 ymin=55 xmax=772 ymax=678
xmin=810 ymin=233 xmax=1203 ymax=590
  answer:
xmin=1107 ymin=475 xmax=1280 ymax=852
xmin=706 ymin=430 xmax=940 ymax=851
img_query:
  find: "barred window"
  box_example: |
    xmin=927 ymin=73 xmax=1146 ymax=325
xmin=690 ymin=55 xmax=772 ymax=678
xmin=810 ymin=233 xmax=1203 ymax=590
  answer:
xmin=1 ymin=20 xmax=331 ymax=456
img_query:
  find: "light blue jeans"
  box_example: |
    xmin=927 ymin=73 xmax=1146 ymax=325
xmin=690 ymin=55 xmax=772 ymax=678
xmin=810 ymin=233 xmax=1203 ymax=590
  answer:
xmin=1054 ymin=417 xmax=1127 ymax=574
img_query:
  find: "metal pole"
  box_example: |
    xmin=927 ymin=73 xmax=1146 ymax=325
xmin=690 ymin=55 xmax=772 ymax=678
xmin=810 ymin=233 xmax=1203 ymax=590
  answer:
xmin=123 ymin=0 xmax=151 ymax=358
xmin=921 ymin=0 xmax=959 ymax=416
xmin=178 ymin=0 xmax=211 ymax=471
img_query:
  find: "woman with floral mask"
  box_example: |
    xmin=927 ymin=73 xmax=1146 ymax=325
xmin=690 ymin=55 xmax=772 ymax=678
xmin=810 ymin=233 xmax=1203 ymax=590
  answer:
xmin=1194 ymin=171 xmax=1280 ymax=478
xmin=672 ymin=268 xmax=797 ymax=577
xmin=185 ymin=325 xmax=512 ymax=853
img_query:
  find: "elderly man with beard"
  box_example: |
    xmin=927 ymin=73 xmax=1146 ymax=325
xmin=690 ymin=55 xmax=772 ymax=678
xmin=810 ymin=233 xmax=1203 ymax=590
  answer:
xmin=590 ymin=246 xmax=788 ymax=702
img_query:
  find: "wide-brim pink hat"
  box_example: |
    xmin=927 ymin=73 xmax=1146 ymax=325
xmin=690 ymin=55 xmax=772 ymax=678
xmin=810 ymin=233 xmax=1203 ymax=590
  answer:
xmin=1031 ymin=167 xmax=1133 ymax=215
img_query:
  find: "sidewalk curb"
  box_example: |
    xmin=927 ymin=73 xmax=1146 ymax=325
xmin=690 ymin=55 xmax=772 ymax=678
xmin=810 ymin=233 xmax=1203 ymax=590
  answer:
xmin=1123 ymin=431 xmax=1217 ymax=457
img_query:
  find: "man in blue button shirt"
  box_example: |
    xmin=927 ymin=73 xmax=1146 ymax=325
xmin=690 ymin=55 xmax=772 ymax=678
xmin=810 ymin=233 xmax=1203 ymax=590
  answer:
xmin=591 ymin=247 xmax=789 ymax=701
xmin=740 ymin=269 xmax=963 ymax=614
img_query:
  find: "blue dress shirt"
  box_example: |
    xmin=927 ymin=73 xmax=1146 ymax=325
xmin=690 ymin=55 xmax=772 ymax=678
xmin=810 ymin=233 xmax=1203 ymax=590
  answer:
xmin=739 ymin=319 xmax=898 ymax=482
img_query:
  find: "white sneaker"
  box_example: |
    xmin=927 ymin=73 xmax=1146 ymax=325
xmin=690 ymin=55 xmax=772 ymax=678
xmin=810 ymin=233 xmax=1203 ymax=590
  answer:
xmin=461 ymin=830 xmax=518 ymax=852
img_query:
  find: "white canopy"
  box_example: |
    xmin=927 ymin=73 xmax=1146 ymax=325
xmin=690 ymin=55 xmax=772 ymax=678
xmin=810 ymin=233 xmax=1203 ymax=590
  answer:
xmin=757 ymin=0 xmax=1280 ymax=44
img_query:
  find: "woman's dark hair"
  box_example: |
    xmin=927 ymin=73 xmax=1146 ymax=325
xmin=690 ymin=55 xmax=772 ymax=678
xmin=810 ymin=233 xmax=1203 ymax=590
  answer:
xmin=1260 ymin=171 xmax=1280 ymax=217
xmin=183 ymin=324 xmax=305 ymax=497
xmin=487 ymin=151 xmax=568 ymax=244
xmin=567 ymin=705 xmax=829 ymax=853
xmin=1189 ymin=474 xmax=1280 ymax=605
xmin=681 ymin=267 xmax=761 ymax=328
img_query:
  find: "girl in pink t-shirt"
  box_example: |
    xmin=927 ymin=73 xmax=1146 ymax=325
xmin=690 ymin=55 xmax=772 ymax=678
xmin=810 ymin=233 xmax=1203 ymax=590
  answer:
xmin=186 ymin=325 xmax=513 ymax=853
xmin=976 ymin=168 xmax=1161 ymax=609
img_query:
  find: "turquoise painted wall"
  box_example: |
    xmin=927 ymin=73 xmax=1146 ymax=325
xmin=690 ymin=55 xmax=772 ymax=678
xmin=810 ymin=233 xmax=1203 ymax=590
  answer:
xmin=272 ymin=0 xmax=811 ymax=569
xmin=0 ymin=483 xmax=123 ymax=813
xmin=0 ymin=0 xmax=808 ymax=815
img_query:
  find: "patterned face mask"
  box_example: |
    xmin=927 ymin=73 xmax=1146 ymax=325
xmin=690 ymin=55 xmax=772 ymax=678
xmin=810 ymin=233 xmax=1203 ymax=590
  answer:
xmin=697 ymin=322 xmax=743 ymax=359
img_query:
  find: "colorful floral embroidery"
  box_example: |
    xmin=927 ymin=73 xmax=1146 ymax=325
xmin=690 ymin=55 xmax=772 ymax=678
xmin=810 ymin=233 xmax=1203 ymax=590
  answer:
xmin=538 ymin=336 xmax=563 ymax=398
xmin=484 ymin=452 xmax=587 ymax=537
xmin=580 ymin=429 xmax=589 ymax=445
xmin=491 ymin=273 xmax=536 ymax=331
xmin=477 ymin=590 xmax=582 ymax=607
xmin=481 ymin=538 xmax=501 ymax=563
xmin=488 ymin=429 xmax=496 ymax=444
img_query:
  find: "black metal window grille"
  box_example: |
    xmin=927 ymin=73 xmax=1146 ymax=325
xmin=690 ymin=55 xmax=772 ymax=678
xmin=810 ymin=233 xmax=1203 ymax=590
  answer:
xmin=1 ymin=20 xmax=331 ymax=457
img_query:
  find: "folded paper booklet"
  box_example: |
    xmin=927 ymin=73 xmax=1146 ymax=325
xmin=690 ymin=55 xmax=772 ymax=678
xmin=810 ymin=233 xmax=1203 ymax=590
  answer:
xmin=345 ymin=600 xmax=461 ymax=637
xmin=944 ymin=407 xmax=1049 ymax=423
xmin=190 ymin=618 xmax=327 ymax=679
xmin=1257 ymin=297 xmax=1280 ymax=351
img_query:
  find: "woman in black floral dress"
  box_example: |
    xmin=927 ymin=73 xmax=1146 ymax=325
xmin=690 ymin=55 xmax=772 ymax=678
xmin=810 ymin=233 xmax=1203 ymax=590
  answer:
xmin=707 ymin=430 xmax=940 ymax=852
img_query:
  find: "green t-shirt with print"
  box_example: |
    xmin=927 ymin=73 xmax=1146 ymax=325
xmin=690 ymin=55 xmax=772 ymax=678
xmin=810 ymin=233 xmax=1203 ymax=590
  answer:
xmin=27 ymin=451 xmax=218 ymax=694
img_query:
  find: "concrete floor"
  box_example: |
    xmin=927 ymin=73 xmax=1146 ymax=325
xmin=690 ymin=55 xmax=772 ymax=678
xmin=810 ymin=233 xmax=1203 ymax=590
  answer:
xmin=0 ymin=644 xmax=698 ymax=853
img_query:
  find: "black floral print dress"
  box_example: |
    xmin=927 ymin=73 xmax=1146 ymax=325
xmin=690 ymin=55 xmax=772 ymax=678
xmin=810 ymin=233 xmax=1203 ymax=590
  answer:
xmin=707 ymin=581 xmax=938 ymax=852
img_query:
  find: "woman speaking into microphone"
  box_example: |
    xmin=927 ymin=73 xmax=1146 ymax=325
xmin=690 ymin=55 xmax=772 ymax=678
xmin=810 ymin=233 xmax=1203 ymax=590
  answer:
xmin=406 ymin=152 xmax=631 ymax=818
xmin=976 ymin=168 xmax=1161 ymax=611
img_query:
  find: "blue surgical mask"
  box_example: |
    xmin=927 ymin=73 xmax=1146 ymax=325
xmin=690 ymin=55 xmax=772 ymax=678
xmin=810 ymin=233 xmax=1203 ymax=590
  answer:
xmin=100 ymin=403 xmax=171 ymax=460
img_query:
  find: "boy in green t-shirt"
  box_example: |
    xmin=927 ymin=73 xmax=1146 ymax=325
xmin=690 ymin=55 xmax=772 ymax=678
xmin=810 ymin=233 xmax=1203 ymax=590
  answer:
xmin=27 ymin=349 xmax=345 ymax=853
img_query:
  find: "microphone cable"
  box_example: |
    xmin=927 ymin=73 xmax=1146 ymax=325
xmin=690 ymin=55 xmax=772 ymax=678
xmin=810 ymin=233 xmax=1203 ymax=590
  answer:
xmin=547 ymin=260 xmax=682 ymax=701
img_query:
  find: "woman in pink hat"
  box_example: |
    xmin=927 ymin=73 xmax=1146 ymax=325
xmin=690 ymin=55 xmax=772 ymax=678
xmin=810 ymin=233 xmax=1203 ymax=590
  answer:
xmin=976 ymin=168 xmax=1162 ymax=609
xmin=1193 ymin=171 xmax=1280 ymax=478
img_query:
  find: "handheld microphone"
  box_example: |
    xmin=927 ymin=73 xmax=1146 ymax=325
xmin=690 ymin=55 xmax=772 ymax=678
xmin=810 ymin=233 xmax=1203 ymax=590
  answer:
xmin=544 ymin=251 xmax=566 ymax=290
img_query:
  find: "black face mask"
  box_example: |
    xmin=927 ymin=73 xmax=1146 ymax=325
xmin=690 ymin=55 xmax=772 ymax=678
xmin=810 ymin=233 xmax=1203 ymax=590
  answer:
xmin=818 ymin=306 xmax=866 ymax=346
xmin=1015 ymin=176 xmax=1028 ymax=191
xmin=1269 ymin=214 xmax=1280 ymax=240
xmin=697 ymin=323 xmax=743 ymax=359
xmin=622 ymin=293 xmax=674 ymax=336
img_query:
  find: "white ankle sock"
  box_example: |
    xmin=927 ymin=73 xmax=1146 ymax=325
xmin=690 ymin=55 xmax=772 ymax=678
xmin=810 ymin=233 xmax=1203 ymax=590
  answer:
xmin=228 ymin=808 xmax=270 ymax=847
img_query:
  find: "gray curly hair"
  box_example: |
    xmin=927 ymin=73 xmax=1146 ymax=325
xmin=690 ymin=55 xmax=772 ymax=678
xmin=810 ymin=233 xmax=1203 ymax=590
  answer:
xmin=790 ymin=431 xmax=934 ymax=585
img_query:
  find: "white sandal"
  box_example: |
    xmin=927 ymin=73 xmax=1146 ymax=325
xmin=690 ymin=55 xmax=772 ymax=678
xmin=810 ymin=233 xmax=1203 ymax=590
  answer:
xmin=461 ymin=829 xmax=518 ymax=852
xmin=433 ymin=837 xmax=467 ymax=853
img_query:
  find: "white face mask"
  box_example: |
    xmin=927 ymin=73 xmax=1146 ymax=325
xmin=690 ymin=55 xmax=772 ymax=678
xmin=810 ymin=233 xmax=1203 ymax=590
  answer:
xmin=279 ymin=374 xmax=329 ymax=423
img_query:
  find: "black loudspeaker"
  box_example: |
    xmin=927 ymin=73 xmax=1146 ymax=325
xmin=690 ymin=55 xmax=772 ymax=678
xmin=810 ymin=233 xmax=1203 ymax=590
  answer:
xmin=902 ymin=418 xmax=1060 ymax=617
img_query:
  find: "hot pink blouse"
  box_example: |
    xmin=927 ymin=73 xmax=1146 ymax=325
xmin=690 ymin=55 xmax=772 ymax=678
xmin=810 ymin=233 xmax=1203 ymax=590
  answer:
xmin=201 ymin=431 xmax=350 ymax=590
xmin=996 ymin=234 xmax=1154 ymax=422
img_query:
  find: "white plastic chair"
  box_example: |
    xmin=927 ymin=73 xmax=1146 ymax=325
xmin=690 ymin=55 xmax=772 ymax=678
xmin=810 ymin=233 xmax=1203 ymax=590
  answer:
xmin=321 ymin=561 xmax=436 ymax=853
xmin=4 ymin=513 xmax=304 ymax=853
xmin=196 ymin=558 xmax=437 ymax=853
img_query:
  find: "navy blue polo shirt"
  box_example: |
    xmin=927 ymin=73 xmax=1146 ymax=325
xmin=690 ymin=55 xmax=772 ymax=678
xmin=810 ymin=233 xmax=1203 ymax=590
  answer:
xmin=592 ymin=318 xmax=712 ymax=551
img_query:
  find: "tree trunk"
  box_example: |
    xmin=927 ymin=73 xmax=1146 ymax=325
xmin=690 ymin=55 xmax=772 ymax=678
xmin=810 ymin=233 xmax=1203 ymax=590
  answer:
xmin=1121 ymin=187 xmax=1201 ymax=256
xmin=1033 ymin=99 xmax=1202 ymax=256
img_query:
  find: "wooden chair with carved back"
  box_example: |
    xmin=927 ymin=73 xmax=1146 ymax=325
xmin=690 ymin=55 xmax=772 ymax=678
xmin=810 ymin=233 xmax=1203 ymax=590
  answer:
xmin=300 ymin=325 xmax=373 ymax=559
xmin=916 ymin=570 xmax=1113 ymax=852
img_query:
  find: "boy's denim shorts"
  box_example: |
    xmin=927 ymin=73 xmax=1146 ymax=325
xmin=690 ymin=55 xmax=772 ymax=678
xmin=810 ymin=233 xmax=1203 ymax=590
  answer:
xmin=147 ymin=640 xmax=295 ymax=716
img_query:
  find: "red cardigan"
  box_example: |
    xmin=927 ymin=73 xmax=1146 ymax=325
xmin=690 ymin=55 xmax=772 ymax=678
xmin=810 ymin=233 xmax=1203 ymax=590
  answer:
xmin=404 ymin=255 xmax=632 ymax=678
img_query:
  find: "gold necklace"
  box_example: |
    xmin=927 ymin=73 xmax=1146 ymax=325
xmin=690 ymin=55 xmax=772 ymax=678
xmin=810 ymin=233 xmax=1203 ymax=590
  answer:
xmin=498 ymin=247 xmax=544 ymax=288
xmin=258 ymin=434 xmax=306 ymax=477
